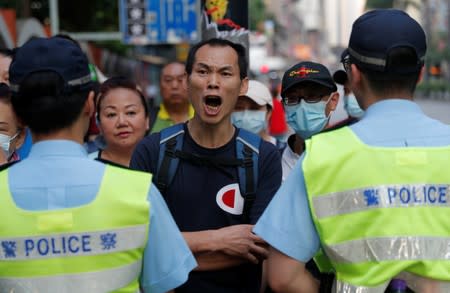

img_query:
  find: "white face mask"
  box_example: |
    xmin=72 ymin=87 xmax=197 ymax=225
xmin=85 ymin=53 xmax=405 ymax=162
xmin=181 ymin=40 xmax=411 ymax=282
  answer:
xmin=343 ymin=94 xmax=364 ymax=118
xmin=231 ymin=110 xmax=267 ymax=134
xmin=285 ymin=96 xmax=331 ymax=139
xmin=0 ymin=132 xmax=19 ymax=160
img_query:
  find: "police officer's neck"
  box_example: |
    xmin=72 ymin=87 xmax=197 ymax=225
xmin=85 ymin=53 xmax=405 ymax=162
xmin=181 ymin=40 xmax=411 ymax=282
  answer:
xmin=187 ymin=119 xmax=235 ymax=149
xmin=363 ymin=94 xmax=414 ymax=109
xmin=32 ymin=124 xmax=86 ymax=145
xmin=32 ymin=132 xmax=84 ymax=145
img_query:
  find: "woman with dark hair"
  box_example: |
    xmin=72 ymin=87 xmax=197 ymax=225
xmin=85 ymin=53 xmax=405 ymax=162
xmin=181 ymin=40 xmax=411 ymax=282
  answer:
xmin=0 ymin=83 xmax=25 ymax=165
xmin=90 ymin=77 xmax=149 ymax=167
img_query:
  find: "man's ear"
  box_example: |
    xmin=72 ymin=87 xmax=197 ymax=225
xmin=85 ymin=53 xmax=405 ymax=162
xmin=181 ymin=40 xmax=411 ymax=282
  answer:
xmin=328 ymin=91 xmax=339 ymax=112
xmin=266 ymin=107 xmax=273 ymax=122
xmin=239 ymin=77 xmax=249 ymax=96
xmin=349 ymin=63 xmax=361 ymax=87
xmin=182 ymin=72 xmax=188 ymax=90
xmin=145 ymin=115 xmax=150 ymax=131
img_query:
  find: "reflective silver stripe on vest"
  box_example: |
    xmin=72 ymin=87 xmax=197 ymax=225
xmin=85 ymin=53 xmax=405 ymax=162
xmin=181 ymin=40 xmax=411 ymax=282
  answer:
xmin=324 ymin=236 xmax=450 ymax=264
xmin=0 ymin=260 xmax=141 ymax=293
xmin=313 ymin=184 xmax=450 ymax=219
xmin=335 ymin=279 xmax=388 ymax=293
xmin=0 ymin=224 xmax=147 ymax=261
xmin=397 ymin=272 xmax=450 ymax=293
xmin=335 ymin=274 xmax=450 ymax=293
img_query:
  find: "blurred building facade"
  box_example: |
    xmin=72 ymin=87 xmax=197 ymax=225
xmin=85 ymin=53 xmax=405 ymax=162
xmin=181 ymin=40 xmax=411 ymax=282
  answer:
xmin=262 ymin=0 xmax=366 ymax=70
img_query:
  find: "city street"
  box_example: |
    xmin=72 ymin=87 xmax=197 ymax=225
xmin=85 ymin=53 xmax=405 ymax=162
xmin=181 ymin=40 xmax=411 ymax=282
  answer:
xmin=415 ymin=97 xmax=450 ymax=125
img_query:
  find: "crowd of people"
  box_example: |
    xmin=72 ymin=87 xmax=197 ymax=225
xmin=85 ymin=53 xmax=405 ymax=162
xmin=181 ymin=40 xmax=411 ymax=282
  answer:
xmin=0 ymin=8 xmax=448 ymax=293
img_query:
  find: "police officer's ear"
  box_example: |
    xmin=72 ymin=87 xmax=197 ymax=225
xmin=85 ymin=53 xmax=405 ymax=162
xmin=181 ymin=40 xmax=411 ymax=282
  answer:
xmin=417 ymin=65 xmax=426 ymax=84
xmin=349 ymin=63 xmax=364 ymax=91
xmin=84 ymin=91 xmax=96 ymax=118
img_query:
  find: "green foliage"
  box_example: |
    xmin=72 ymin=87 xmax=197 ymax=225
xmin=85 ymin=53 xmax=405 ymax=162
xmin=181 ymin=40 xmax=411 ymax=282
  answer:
xmin=249 ymin=0 xmax=267 ymax=31
xmin=416 ymin=80 xmax=450 ymax=93
xmin=59 ymin=0 xmax=119 ymax=32
xmin=95 ymin=40 xmax=132 ymax=56
xmin=0 ymin=0 xmax=17 ymax=9
xmin=365 ymin=0 xmax=394 ymax=9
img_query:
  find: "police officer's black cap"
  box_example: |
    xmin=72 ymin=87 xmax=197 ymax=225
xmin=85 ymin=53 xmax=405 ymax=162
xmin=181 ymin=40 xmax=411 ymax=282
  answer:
xmin=345 ymin=9 xmax=426 ymax=73
xmin=9 ymin=36 xmax=92 ymax=93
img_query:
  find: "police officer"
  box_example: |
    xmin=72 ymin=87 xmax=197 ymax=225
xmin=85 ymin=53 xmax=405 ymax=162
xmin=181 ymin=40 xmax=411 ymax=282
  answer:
xmin=253 ymin=9 xmax=450 ymax=293
xmin=0 ymin=37 xmax=196 ymax=292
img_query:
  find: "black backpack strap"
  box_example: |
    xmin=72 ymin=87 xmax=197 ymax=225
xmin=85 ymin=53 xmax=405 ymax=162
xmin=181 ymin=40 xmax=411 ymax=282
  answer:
xmin=155 ymin=124 xmax=185 ymax=194
xmin=236 ymin=129 xmax=261 ymax=223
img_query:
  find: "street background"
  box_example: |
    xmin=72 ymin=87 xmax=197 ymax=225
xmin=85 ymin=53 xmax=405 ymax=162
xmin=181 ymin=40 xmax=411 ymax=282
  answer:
xmin=1 ymin=0 xmax=449 ymax=125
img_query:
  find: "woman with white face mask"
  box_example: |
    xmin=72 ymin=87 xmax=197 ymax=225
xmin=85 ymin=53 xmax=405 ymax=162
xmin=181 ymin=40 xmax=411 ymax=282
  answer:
xmin=231 ymin=80 xmax=275 ymax=144
xmin=0 ymin=83 xmax=25 ymax=165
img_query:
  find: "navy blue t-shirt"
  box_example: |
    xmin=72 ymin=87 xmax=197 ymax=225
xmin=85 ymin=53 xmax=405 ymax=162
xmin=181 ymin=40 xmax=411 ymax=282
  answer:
xmin=130 ymin=123 xmax=282 ymax=293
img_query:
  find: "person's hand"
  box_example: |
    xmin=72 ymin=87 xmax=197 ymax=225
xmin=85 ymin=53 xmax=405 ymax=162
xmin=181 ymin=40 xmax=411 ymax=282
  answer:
xmin=213 ymin=224 xmax=269 ymax=264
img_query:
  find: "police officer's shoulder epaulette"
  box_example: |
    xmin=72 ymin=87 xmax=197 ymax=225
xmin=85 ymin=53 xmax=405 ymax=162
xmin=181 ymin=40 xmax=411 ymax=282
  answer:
xmin=0 ymin=160 xmax=20 ymax=172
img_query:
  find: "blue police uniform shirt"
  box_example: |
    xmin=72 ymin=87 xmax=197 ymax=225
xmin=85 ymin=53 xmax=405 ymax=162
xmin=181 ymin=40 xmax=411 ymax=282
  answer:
xmin=7 ymin=140 xmax=197 ymax=293
xmin=131 ymin=123 xmax=282 ymax=293
xmin=253 ymin=99 xmax=450 ymax=262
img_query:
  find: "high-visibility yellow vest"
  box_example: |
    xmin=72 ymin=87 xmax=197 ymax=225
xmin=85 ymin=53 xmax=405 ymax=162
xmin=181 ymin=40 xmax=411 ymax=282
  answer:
xmin=303 ymin=127 xmax=450 ymax=292
xmin=0 ymin=165 xmax=151 ymax=293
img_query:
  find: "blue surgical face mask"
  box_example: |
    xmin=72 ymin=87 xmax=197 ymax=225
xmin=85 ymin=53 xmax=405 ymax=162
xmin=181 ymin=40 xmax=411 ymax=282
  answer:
xmin=344 ymin=94 xmax=364 ymax=118
xmin=285 ymin=98 xmax=330 ymax=139
xmin=0 ymin=132 xmax=19 ymax=160
xmin=231 ymin=110 xmax=267 ymax=134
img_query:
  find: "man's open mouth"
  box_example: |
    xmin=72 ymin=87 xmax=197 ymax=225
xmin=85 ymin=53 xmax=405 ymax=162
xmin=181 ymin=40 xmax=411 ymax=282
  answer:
xmin=204 ymin=95 xmax=222 ymax=115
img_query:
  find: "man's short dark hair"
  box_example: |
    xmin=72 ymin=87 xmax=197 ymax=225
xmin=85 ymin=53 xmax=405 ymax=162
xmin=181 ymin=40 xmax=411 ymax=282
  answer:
xmin=161 ymin=61 xmax=185 ymax=73
xmin=185 ymin=38 xmax=248 ymax=80
xmin=358 ymin=47 xmax=422 ymax=96
xmin=11 ymin=71 xmax=91 ymax=134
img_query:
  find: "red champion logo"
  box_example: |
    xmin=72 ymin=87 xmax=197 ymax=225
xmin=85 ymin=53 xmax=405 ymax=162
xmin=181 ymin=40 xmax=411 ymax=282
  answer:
xmin=216 ymin=183 xmax=244 ymax=215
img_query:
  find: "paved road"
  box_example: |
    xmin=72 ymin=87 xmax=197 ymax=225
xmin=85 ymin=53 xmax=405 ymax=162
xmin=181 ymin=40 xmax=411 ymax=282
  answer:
xmin=415 ymin=97 xmax=450 ymax=124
